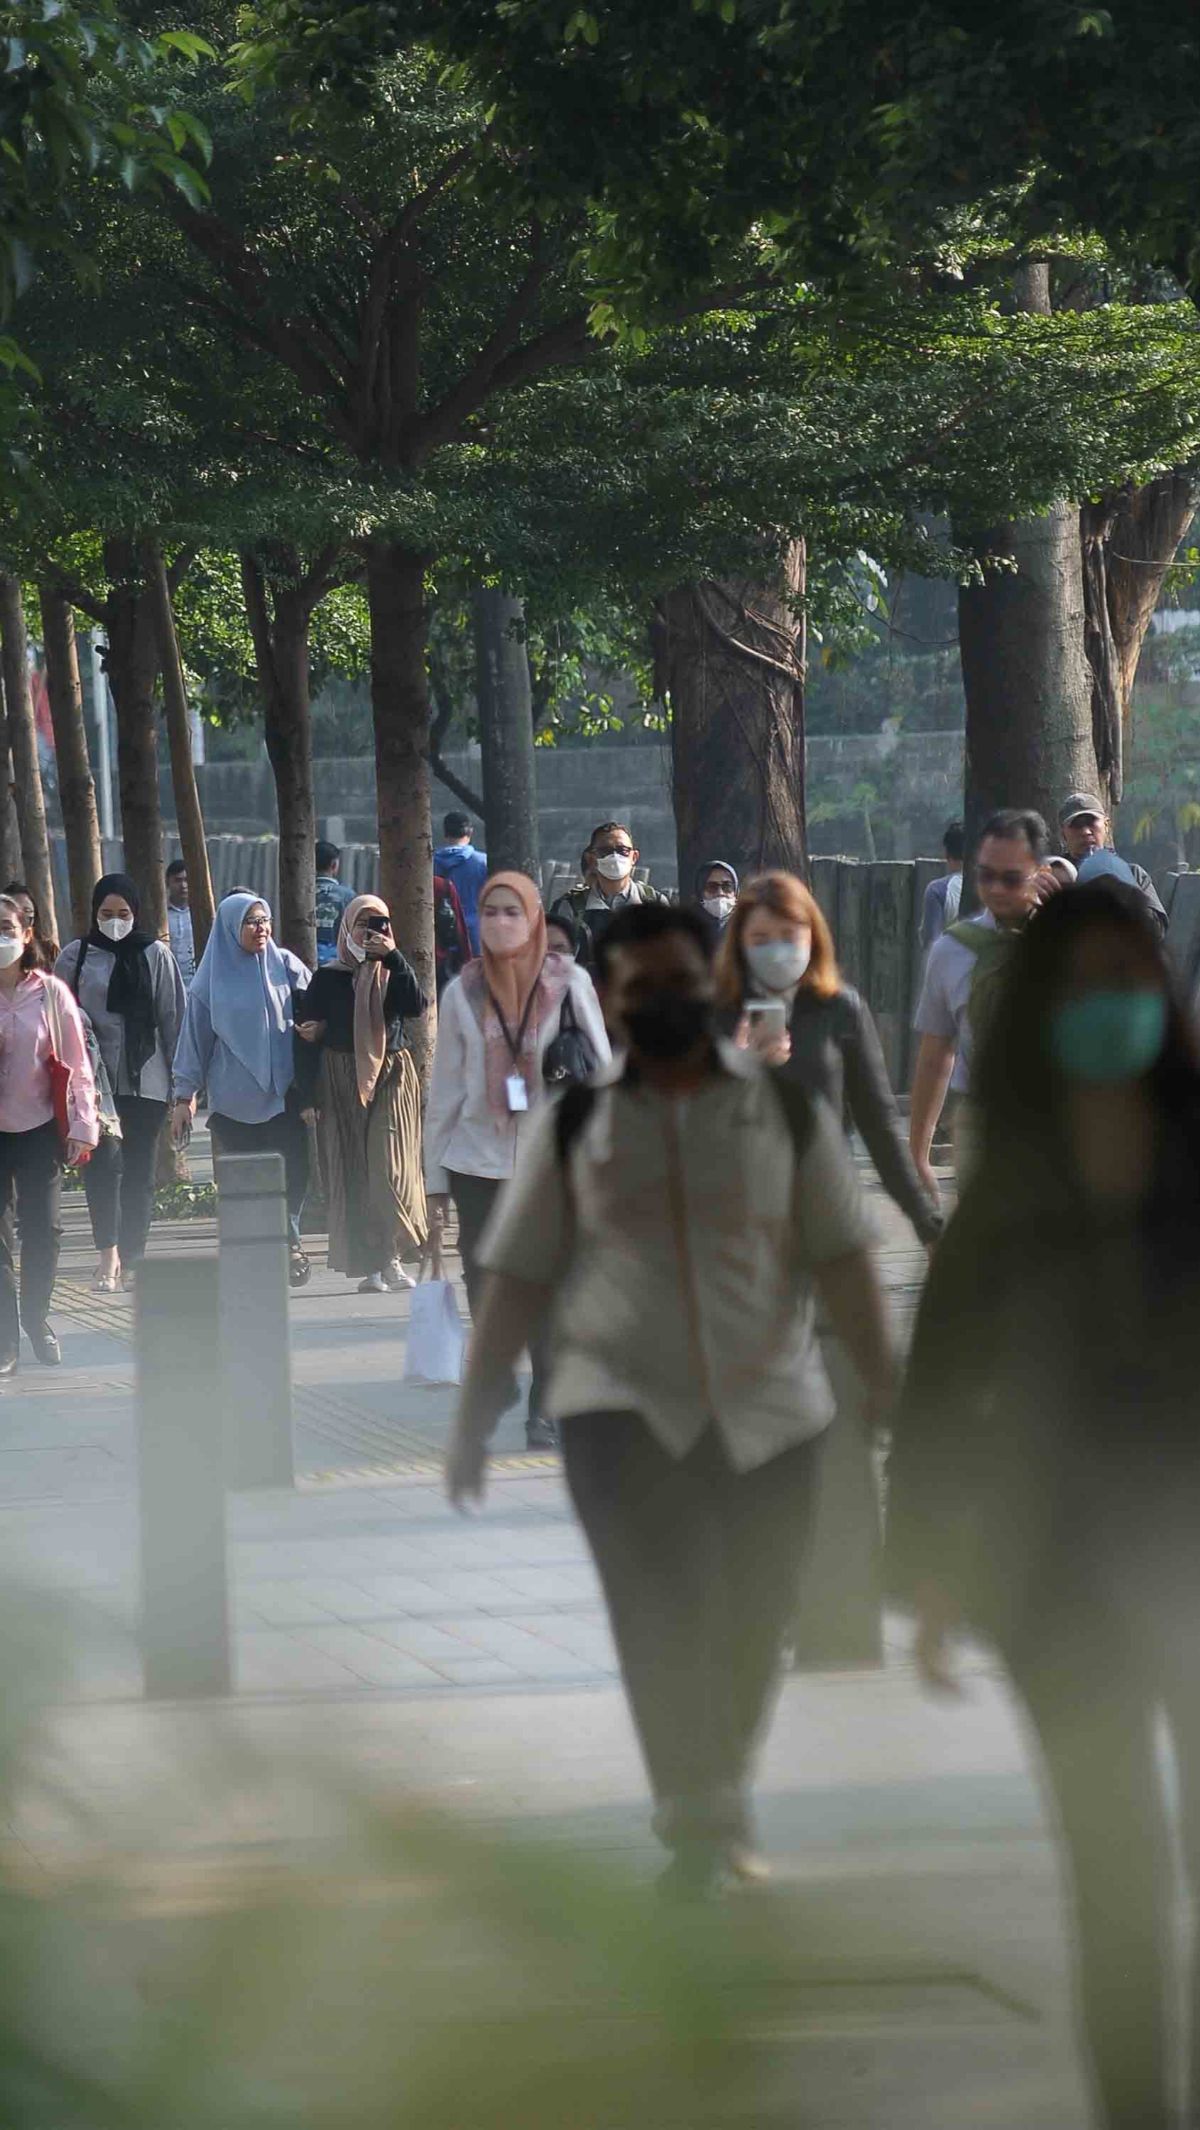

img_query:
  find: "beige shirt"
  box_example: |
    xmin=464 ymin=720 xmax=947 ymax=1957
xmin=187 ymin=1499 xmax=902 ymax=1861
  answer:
xmin=478 ymin=1045 xmax=871 ymax=1471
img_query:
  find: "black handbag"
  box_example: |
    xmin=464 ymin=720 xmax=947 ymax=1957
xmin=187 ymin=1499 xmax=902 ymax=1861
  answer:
xmin=542 ymin=990 xmax=599 ymax=1088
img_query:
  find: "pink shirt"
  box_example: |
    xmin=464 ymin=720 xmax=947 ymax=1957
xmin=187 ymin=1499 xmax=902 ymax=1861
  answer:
xmin=0 ymin=973 xmax=99 ymax=1145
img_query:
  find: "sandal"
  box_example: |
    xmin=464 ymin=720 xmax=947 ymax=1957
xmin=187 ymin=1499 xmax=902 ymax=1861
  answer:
xmin=91 ymin=1272 xmax=120 ymax=1294
xmin=288 ymin=1246 xmax=312 ymax=1289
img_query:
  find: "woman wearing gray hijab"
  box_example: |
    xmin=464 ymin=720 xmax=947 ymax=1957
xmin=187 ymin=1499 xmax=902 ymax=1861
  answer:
xmin=171 ymin=893 xmax=313 ymax=1285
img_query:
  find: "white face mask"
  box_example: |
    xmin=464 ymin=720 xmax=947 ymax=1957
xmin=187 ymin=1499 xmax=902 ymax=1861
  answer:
xmin=745 ymin=938 xmax=811 ymax=992
xmin=345 ymin=936 xmax=366 ymax=964
xmin=99 ymin=916 xmax=134 ymax=943
xmin=703 ymin=894 xmax=736 ymax=923
xmin=595 ymin=851 xmax=633 ymax=883
xmin=0 ymin=936 xmax=23 ymax=968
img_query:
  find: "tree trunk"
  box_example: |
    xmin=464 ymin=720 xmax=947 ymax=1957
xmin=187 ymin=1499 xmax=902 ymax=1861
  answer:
xmin=1081 ymin=469 xmax=1200 ymax=804
xmin=241 ymin=555 xmax=317 ymax=967
xmin=364 ymin=541 xmax=435 ymax=1073
xmin=102 ymin=538 xmax=167 ymax=940
xmin=661 ymin=541 xmax=807 ymax=895
xmin=958 ymin=263 xmax=1097 ymax=859
xmin=0 ymin=665 xmax=21 ymax=885
xmin=0 ymin=574 xmax=58 ymax=942
xmin=471 ymin=586 xmax=539 ymax=879
xmin=958 ymin=502 xmax=1098 ymax=846
xmin=38 ymin=585 xmax=101 ymax=940
xmin=143 ymin=542 xmax=215 ymax=963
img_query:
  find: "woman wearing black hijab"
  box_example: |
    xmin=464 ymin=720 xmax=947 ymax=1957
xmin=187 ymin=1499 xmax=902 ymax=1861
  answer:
xmin=56 ymin=875 xmax=186 ymax=1291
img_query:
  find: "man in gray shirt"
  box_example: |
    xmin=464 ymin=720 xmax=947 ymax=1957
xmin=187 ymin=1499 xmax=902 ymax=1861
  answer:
xmin=447 ymin=903 xmax=894 ymax=1899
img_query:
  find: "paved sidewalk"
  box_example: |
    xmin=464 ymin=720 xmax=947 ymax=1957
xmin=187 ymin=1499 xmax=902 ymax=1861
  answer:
xmin=0 ymin=1136 xmax=1100 ymax=2126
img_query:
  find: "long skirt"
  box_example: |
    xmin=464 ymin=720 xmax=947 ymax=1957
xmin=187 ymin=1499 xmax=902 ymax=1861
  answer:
xmin=318 ymin=1048 xmax=427 ymax=1277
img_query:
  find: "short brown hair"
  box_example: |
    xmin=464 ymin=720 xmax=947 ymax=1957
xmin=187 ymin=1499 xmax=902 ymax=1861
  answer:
xmin=714 ymin=870 xmax=841 ymax=1007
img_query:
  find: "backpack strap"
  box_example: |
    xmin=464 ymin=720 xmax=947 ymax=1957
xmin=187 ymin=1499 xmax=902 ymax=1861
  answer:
xmin=945 ymin=919 xmax=991 ymax=955
xmin=554 ymin=1079 xmax=597 ymax=1164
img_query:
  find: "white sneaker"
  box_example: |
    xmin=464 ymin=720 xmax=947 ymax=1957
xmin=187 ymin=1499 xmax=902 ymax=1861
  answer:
xmin=382 ymin=1259 xmax=416 ymax=1291
xmin=357 ymin=1271 xmax=387 ymax=1294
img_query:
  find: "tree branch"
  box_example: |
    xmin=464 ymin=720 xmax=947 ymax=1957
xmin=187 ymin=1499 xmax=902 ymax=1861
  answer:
xmin=427 ymin=664 xmax=484 ymax=815
xmin=693 ymin=585 xmax=801 ymax=684
xmin=41 ymin=566 xmax=107 ymax=629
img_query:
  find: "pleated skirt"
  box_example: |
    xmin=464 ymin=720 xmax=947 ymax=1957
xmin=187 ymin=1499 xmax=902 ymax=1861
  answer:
xmin=318 ymin=1047 xmax=427 ymax=1276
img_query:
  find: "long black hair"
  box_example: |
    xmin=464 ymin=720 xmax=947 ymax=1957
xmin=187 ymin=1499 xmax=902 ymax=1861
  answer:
xmin=973 ymin=881 xmax=1200 ymax=1181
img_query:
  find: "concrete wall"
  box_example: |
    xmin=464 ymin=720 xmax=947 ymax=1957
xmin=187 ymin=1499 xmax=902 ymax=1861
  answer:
xmin=166 ymin=731 xmax=968 ymax=893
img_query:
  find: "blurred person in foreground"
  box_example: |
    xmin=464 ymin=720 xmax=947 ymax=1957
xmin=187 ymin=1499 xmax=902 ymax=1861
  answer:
xmin=447 ymin=902 xmax=894 ymax=1898
xmin=888 ymin=880 xmax=1200 ymax=2130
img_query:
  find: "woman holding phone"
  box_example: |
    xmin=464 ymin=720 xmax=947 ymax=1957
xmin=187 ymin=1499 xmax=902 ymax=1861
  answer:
xmin=715 ymin=871 xmax=941 ymax=1664
xmin=293 ymin=893 xmax=428 ymax=1293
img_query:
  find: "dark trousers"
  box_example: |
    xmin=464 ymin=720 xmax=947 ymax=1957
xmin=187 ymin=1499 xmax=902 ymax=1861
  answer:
xmin=1006 ymin=1602 xmax=1200 ymax=2130
xmin=448 ymin=1170 xmax=545 ymax=1422
xmin=209 ymin=1106 xmax=309 ymax=1244
xmin=82 ymin=1096 xmax=166 ymax=1265
xmin=0 ymin=1121 xmax=62 ymax=1350
xmin=563 ymin=1411 xmax=821 ymax=1850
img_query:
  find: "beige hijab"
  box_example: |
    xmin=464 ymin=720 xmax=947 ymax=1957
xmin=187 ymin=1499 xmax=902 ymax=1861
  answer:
xmin=336 ymin=894 xmax=390 ymax=1105
xmin=459 ymin=871 xmax=569 ymax=1118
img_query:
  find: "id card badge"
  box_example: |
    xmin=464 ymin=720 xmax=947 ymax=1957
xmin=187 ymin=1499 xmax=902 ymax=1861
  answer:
xmin=506 ymin=1073 xmax=530 ymax=1114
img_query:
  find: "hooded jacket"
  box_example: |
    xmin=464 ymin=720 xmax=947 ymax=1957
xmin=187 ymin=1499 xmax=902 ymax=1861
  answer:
xmin=433 ymin=841 xmax=489 ymax=953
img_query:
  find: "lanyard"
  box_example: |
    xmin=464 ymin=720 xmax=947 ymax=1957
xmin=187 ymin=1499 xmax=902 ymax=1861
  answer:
xmin=486 ymin=981 xmax=539 ymax=1066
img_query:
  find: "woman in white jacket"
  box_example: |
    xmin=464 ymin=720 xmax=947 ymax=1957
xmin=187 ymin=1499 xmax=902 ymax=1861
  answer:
xmin=425 ymin=869 xmax=610 ymax=1447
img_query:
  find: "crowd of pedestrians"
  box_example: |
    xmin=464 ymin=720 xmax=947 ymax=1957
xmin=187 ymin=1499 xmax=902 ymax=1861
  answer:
xmin=3 ymin=793 xmax=1195 ymax=2121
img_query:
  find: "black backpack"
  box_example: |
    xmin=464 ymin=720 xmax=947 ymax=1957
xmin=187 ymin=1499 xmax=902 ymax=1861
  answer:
xmin=434 ymin=882 xmax=464 ymax=974
xmin=542 ymin=990 xmax=599 ymax=1090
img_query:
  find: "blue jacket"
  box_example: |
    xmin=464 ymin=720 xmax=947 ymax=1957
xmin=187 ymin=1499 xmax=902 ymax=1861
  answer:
xmin=434 ymin=842 xmax=488 ymax=952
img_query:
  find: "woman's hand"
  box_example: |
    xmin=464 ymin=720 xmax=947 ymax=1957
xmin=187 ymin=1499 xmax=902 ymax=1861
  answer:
xmin=735 ymin=1011 xmax=791 ymax=1066
xmin=299 ymin=1107 xmax=318 ymax=1128
xmin=295 ymin=1018 xmax=326 ymax=1045
xmin=170 ymin=1097 xmax=195 ymax=1149
xmin=427 ymin=1193 xmax=450 ymax=1226
xmin=65 ymin=1139 xmax=90 ymax=1168
xmin=363 ymin=932 xmax=391 ymax=960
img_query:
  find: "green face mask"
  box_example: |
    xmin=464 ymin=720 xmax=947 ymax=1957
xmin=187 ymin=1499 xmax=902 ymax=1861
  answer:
xmin=1049 ymin=989 xmax=1168 ymax=1085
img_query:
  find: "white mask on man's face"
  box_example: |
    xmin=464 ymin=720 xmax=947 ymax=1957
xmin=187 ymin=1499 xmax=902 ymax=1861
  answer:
xmin=596 ymin=851 xmax=634 ymax=883
xmin=99 ymin=916 xmax=134 ymax=943
xmin=0 ymin=936 xmax=22 ymax=968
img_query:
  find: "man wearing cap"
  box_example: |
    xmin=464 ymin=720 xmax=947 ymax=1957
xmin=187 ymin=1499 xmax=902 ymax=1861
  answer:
xmin=1059 ymin=794 xmax=1168 ymax=935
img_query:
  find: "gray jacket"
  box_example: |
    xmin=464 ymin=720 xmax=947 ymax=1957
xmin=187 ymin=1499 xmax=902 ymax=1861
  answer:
xmin=55 ymin=937 xmax=186 ymax=1102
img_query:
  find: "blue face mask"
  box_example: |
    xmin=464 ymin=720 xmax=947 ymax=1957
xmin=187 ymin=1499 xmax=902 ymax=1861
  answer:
xmin=1049 ymin=990 xmax=1168 ymax=1085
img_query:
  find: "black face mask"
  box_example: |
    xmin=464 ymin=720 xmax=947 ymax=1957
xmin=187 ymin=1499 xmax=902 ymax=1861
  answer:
xmin=624 ymin=996 xmax=713 ymax=1061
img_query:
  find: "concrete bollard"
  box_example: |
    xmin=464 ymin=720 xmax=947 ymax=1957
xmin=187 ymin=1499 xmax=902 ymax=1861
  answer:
xmin=137 ymin=1258 xmax=230 ymax=1699
xmin=216 ymin=1150 xmax=294 ymax=1490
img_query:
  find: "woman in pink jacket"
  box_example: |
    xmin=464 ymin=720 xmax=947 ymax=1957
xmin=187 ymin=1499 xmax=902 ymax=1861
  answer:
xmin=0 ymin=893 xmax=98 ymax=1373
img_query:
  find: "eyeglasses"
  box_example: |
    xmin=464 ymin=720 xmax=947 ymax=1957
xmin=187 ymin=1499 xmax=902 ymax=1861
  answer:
xmin=977 ymin=866 xmax=1034 ymax=891
xmin=596 ymin=845 xmax=633 ymax=859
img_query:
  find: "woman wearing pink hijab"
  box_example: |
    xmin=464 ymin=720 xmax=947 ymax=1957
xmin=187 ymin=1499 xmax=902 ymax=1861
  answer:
xmin=294 ymin=893 xmax=428 ymax=1292
xmin=425 ymin=870 xmax=609 ymax=1446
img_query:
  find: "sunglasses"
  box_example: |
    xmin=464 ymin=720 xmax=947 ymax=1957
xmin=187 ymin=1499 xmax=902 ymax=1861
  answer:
xmin=976 ymin=865 xmax=1034 ymax=891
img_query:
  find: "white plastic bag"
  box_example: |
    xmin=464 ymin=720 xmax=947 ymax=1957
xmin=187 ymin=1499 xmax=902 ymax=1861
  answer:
xmin=403 ymin=1276 xmax=465 ymax=1387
